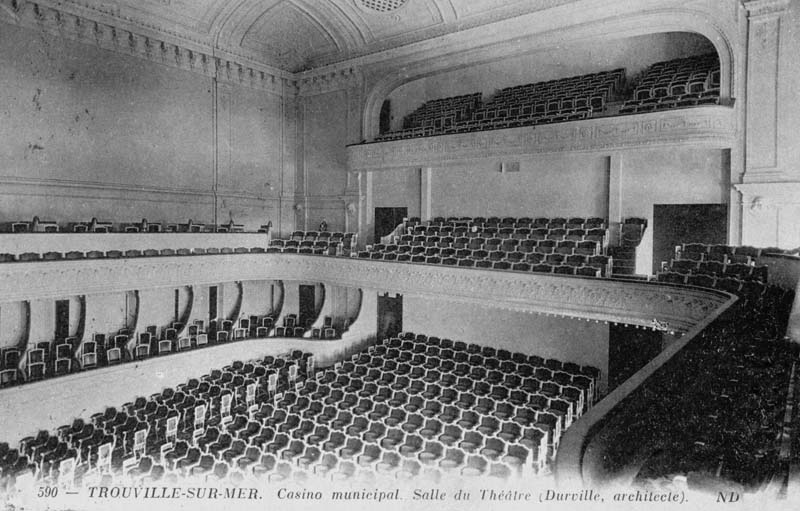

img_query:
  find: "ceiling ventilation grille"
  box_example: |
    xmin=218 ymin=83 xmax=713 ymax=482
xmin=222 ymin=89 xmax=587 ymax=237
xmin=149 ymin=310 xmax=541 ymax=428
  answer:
xmin=358 ymin=0 xmax=408 ymax=13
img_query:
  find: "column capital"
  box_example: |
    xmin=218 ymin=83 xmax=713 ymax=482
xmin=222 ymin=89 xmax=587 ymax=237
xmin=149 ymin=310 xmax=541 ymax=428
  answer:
xmin=743 ymin=0 xmax=790 ymax=18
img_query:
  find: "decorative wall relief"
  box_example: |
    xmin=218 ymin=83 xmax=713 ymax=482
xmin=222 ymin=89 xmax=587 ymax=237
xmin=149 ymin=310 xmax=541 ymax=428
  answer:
xmin=347 ymin=106 xmax=736 ymax=171
xmin=0 ymin=255 xmax=733 ymax=333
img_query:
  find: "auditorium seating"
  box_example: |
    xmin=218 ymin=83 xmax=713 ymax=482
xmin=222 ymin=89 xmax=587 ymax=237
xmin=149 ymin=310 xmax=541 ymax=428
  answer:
xmin=619 ymin=53 xmax=720 ymax=114
xmin=657 ymin=243 xmax=770 ymax=298
xmin=0 ymin=336 xmax=601 ymax=487
xmin=0 ymin=312 xmax=324 ymax=390
xmin=1 ymin=217 xmax=267 ymax=234
xmin=0 ymin=350 xmax=314 ymax=488
xmin=268 ymin=232 xmax=358 ymax=256
xmin=597 ymin=284 xmax=797 ymax=493
xmin=363 ymin=216 xmax=612 ymax=277
xmin=372 ymin=54 xmax=721 ymax=143
xmin=0 ymin=246 xmax=276 ymax=265
xmin=376 ymin=69 xmax=624 ymax=141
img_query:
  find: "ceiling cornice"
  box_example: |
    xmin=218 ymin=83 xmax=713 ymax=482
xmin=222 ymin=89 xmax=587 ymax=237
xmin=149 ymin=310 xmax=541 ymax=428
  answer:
xmin=0 ymin=0 xmax=742 ymax=96
xmin=0 ymin=0 xmax=295 ymax=92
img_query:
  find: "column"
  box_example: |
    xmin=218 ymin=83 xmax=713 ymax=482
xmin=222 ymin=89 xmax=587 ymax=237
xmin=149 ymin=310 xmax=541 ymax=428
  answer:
xmin=420 ymin=167 xmax=432 ymax=221
xmin=606 ymin=154 xmax=622 ymax=246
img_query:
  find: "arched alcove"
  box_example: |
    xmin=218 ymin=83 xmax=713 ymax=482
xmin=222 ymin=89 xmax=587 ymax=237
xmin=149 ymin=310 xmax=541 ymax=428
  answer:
xmin=362 ymin=9 xmax=736 ymax=140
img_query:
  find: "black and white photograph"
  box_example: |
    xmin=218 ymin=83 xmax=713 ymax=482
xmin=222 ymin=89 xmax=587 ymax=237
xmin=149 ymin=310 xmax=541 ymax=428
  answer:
xmin=0 ymin=1 xmax=798 ymax=510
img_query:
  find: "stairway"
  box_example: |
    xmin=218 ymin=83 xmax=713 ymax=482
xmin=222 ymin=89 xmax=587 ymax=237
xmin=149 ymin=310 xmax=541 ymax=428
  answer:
xmin=611 ymin=219 xmax=647 ymax=276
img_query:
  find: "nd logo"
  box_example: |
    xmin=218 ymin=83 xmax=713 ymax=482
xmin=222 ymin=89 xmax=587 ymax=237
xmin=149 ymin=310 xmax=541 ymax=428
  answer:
xmin=716 ymin=492 xmax=740 ymax=503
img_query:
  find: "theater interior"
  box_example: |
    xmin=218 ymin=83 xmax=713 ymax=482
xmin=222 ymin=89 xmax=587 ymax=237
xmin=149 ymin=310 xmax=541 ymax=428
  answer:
xmin=0 ymin=0 xmax=799 ymax=508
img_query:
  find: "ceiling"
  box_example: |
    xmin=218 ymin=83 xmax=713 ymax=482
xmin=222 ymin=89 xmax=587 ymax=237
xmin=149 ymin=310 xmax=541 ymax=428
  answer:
xmin=69 ymin=0 xmax=582 ymax=73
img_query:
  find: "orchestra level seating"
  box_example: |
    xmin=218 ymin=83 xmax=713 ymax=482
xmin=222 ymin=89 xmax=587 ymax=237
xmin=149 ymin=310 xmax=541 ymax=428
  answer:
xmin=0 ymin=336 xmax=600 ymax=488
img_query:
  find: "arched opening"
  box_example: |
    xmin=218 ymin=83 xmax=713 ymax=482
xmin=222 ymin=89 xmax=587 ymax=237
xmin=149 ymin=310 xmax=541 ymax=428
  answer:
xmin=363 ymin=24 xmax=733 ymax=141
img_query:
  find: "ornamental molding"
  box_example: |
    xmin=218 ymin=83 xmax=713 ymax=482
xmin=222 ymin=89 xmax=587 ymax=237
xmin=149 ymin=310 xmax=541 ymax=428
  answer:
xmin=0 ymin=254 xmax=732 ymax=333
xmin=0 ymin=0 xmax=290 ymax=93
xmin=742 ymin=0 xmax=791 ymax=18
xmin=296 ymin=68 xmax=363 ymax=96
xmin=347 ymin=106 xmax=737 ymax=171
xmin=0 ymin=175 xmax=277 ymax=205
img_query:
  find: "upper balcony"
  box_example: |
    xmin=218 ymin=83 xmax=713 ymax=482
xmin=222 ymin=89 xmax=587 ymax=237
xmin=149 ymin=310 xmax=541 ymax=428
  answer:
xmin=348 ymin=105 xmax=736 ymax=172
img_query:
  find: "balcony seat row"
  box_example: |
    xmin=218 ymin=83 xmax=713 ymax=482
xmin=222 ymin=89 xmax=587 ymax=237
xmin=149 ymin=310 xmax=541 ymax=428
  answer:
xmin=377 ymin=69 xmax=624 ymax=141
xmin=2 ymin=217 xmax=267 ymax=234
xmin=0 ymin=313 xmax=338 ymax=389
xmin=374 ymin=55 xmax=720 ymax=143
xmin=620 ymin=53 xmax=720 ymax=115
xmin=0 ymin=246 xmax=270 ymax=263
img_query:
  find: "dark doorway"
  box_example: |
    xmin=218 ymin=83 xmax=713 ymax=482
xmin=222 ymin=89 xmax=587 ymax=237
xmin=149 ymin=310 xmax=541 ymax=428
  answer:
xmin=608 ymin=323 xmax=663 ymax=391
xmin=299 ymin=285 xmax=316 ymax=329
xmin=379 ymin=100 xmax=392 ymax=135
xmin=55 ymin=300 xmax=70 ymax=340
xmin=374 ymin=207 xmax=407 ymax=242
xmin=209 ymin=286 xmax=218 ymax=323
xmin=377 ymin=293 xmax=403 ymax=341
xmin=652 ymin=204 xmax=727 ymax=274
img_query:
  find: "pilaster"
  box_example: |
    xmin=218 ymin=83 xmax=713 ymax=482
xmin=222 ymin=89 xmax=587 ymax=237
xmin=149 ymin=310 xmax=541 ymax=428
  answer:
xmin=742 ymin=0 xmax=791 ymax=181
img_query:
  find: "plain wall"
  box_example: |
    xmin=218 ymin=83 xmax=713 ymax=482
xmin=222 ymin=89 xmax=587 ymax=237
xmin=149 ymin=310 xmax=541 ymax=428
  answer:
xmin=0 ymin=22 xmax=284 ymax=231
xmin=240 ymin=280 xmax=278 ymax=320
xmin=82 ymin=292 xmax=129 ymax=342
xmin=619 ymin=148 xmax=728 ymax=274
xmin=301 ymin=90 xmax=350 ymax=232
xmin=0 ymin=302 xmax=27 ymax=351
xmin=372 ymin=168 xmax=422 ymax=218
xmin=136 ymin=289 xmax=179 ymax=335
xmin=429 ymin=153 xmax=609 ymax=218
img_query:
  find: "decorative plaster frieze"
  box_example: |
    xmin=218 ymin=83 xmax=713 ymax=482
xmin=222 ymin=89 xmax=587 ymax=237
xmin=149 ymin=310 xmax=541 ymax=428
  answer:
xmin=347 ymin=106 xmax=736 ymax=171
xmin=0 ymin=0 xmax=287 ymax=93
xmin=0 ymin=254 xmax=732 ymax=333
xmin=296 ymin=68 xmax=363 ymax=96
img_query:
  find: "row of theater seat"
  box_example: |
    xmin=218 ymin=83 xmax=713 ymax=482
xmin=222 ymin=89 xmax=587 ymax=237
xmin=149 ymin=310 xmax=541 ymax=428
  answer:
xmin=0 ymin=246 xmax=270 ymax=263
xmin=620 ymin=53 xmax=720 ymax=115
xmin=656 ymin=272 xmax=769 ymax=298
xmin=288 ymin=231 xmax=355 ymax=242
xmin=374 ymin=55 xmax=719 ymax=143
xmin=379 ymin=69 xmax=624 ymax=141
xmin=601 ymin=285 xmax=797 ymax=493
xmin=675 ymin=242 xmax=763 ymax=262
xmin=3 ymin=218 xmax=261 ymax=234
xmin=404 ymin=216 xmax=607 ymax=229
xmin=0 ymin=352 xmax=312 ymax=489
xmin=0 ymin=335 xmax=599 ymax=489
xmin=374 ymin=241 xmax=600 ymax=257
xmin=268 ymin=239 xmax=349 ymax=254
xmin=370 ymin=215 xmax=612 ymax=276
xmin=656 ymin=242 xmax=772 ymax=296
xmin=662 ymin=260 xmax=767 ymax=282
xmin=0 ymin=315 xmax=339 ymax=389
xmin=397 ymin=216 xmax=608 ymax=247
xmin=357 ymin=250 xmax=609 ymax=277
xmin=267 ymin=232 xmax=358 ymax=256
xmin=391 ymin=236 xmax=603 ymax=253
